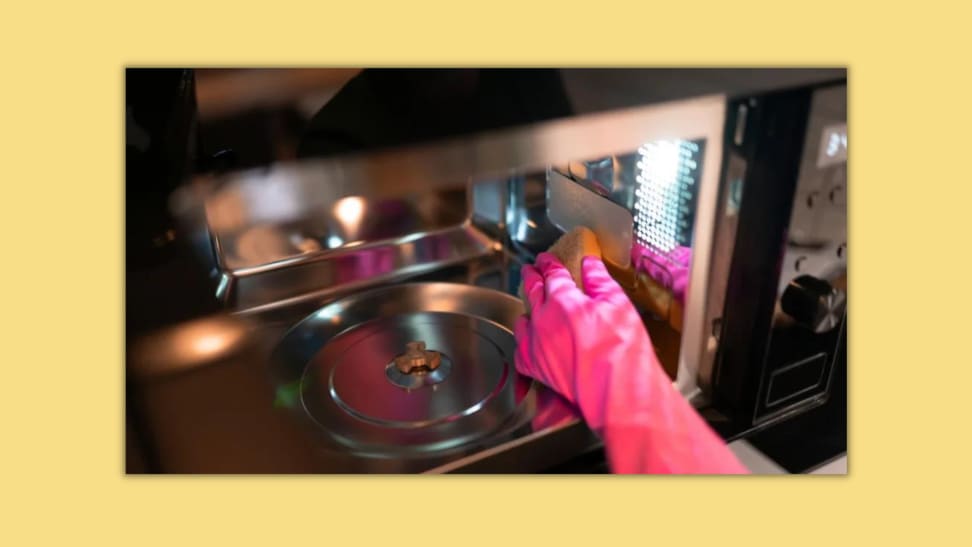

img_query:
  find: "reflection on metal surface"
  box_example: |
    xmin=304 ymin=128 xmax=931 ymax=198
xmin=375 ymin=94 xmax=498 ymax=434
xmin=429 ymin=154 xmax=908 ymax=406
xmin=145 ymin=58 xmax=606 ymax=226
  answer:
xmin=392 ymin=341 xmax=443 ymax=374
xmin=507 ymin=173 xmax=561 ymax=257
xmin=385 ymin=353 xmax=452 ymax=390
xmin=546 ymin=169 xmax=633 ymax=268
xmin=129 ymin=315 xmax=253 ymax=378
xmin=218 ymin=191 xmax=467 ymax=270
xmin=634 ymin=139 xmax=701 ymax=253
xmin=274 ymin=380 xmax=302 ymax=409
xmin=632 ymin=244 xmax=692 ymax=304
xmin=234 ymin=224 xmax=293 ymax=266
xmin=192 ymin=332 xmax=230 ymax=355
xmin=271 ymin=283 xmax=538 ymax=466
xmin=228 ymin=224 xmax=495 ymax=311
xmin=698 ymin=150 xmax=748 ymax=391
xmin=333 ymin=196 xmax=366 ymax=233
xmin=568 ymin=157 xmax=615 ymax=195
xmin=189 ymin=185 xmax=495 ymax=310
xmin=292 ymin=234 xmax=322 ymax=253
xmin=130 ymin=253 xmax=604 ymax=472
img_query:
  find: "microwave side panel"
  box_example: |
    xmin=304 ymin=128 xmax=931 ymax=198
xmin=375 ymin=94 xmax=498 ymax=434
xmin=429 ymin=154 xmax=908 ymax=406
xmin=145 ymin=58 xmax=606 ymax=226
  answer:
xmin=751 ymin=83 xmax=847 ymax=424
xmin=709 ymin=87 xmax=815 ymax=422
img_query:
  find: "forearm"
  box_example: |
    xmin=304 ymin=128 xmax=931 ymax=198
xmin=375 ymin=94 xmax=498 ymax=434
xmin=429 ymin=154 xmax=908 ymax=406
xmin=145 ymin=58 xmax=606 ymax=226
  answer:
xmin=598 ymin=364 xmax=748 ymax=474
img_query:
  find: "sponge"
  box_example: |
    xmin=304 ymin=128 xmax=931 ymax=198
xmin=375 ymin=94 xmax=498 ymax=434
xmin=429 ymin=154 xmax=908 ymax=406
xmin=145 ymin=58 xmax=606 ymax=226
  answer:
xmin=519 ymin=226 xmax=603 ymax=313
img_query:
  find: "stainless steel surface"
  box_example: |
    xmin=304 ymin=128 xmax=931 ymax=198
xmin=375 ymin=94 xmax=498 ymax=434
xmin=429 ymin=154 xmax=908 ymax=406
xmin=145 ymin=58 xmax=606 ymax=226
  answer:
xmin=132 ymin=253 xmax=603 ymax=473
xmin=182 ymin=184 xmax=501 ymax=310
xmin=779 ymin=84 xmax=847 ymax=294
xmin=222 ymin=224 xmax=497 ymax=311
xmin=631 ymin=139 xmax=705 ymax=254
xmin=128 ymin=315 xmax=257 ymax=379
xmin=506 ymin=172 xmax=562 ymax=256
xmin=270 ymin=282 xmax=539 ymax=469
xmin=698 ymin=149 xmax=748 ymax=392
xmin=546 ymin=169 xmax=633 ymax=268
xmin=470 ymin=178 xmax=508 ymax=240
xmin=217 ymin=191 xmax=467 ymax=270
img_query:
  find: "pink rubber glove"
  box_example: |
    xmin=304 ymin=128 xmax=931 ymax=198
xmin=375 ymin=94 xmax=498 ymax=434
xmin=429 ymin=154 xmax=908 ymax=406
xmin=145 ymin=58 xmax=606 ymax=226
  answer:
xmin=632 ymin=244 xmax=692 ymax=304
xmin=514 ymin=252 xmax=747 ymax=474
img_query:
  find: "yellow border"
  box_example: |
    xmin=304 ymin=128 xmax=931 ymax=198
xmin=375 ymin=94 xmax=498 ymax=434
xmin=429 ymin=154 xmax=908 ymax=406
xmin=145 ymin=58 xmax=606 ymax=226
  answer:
xmin=3 ymin=1 xmax=971 ymax=544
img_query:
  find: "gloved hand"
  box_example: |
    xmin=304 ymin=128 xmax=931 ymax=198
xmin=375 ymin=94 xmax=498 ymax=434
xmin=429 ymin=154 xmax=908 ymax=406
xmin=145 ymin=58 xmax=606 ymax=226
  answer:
xmin=514 ymin=252 xmax=747 ymax=474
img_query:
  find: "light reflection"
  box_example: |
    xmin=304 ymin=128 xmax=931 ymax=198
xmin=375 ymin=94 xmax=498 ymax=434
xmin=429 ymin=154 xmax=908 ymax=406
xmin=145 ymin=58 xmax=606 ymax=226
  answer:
xmin=192 ymin=332 xmax=228 ymax=356
xmin=635 ymin=140 xmax=685 ymax=253
xmin=633 ymin=139 xmax=702 ymax=254
xmin=243 ymin=168 xmax=304 ymax=222
xmin=333 ymin=196 xmax=366 ymax=236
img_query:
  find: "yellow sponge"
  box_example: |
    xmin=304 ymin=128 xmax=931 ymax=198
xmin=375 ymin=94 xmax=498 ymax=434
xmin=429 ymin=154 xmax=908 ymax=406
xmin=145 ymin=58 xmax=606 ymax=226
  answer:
xmin=519 ymin=226 xmax=602 ymax=313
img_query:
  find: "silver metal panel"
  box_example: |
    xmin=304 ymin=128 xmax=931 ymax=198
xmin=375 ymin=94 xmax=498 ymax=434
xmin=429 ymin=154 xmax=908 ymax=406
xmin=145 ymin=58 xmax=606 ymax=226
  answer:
xmin=546 ymin=169 xmax=633 ymax=268
xmin=227 ymin=224 xmax=496 ymax=311
xmin=780 ymin=84 xmax=847 ymax=293
xmin=697 ymin=147 xmax=748 ymax=392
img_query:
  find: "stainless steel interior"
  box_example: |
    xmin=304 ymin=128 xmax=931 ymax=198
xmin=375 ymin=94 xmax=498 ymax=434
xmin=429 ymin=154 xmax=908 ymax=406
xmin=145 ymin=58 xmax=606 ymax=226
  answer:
xmin=130 ymin=253 xmax=599 ymax=473
xmin=175 ymin=93 xmax=727 ymax=383
xmin=216 ymin=190 xmax=468 ymax=270
xmin=183 ymin=181 xmax=496 ymax=309
xmin=158 ymin=93 xmax=733 ymax=472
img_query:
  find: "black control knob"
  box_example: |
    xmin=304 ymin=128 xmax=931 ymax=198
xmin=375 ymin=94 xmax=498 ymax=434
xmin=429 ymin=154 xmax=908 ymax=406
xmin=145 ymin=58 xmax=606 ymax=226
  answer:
xmin=780 ymin=275 xmax=846 ymax=333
